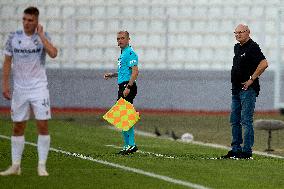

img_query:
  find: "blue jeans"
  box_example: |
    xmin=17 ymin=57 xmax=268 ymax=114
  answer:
xmin=230 ymin=88 xmax=256 ymax=154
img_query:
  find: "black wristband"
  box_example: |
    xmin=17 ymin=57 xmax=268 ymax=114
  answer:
xmin=126 ymin=85 xmax=132 ymax=89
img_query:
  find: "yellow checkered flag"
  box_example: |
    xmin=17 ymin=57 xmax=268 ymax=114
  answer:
xmin=103 ymin=98 xmax=140 ymax=131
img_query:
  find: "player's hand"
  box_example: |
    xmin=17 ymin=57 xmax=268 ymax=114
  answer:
xmin=104 ymin=73 xmax=112 ymax=80
xmin=36 ymin=24 xmax=44 ymax=37
xmin=2 ymin=88 xmax=11 ymax=100
xmin=123 ymin=88 xmax=130 ymax=97
xmin=241 ymin=79 xmax=253 ymax=90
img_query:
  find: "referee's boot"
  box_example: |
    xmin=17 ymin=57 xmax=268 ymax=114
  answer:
xmin=125 ymin=145 xmax=138 ymax=155
xmin=117 ymin=146 xmax=128 ymax=155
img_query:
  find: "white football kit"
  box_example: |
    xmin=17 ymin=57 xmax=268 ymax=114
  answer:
xmin=4 ymin=30 xmax=51 ymax=121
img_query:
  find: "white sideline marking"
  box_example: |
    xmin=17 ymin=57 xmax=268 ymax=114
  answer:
xmin=109 ymin=125 xmax=284 ymax=159
xmin=0 ymin=135 xmax=211 ymax=189
xmin=133 ymin=129 xmax=284 ymax=159
xmin=189 ymin=141 xmax=284 ymax=159
xmin=105 ymin=144 xmax=177 ymax=159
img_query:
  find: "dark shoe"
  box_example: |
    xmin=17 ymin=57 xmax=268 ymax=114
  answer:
xmin=117 ymin=146 xmax=128 ymax=155
xmin=220 ymin=150 xmax=241 ymax=159
xmin=125 ymin=145 xmax=138 ymax=154
xmin=239 ymin=152 xmax=253 ymax=159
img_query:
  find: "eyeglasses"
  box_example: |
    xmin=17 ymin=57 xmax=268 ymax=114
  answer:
xmin=234 ymin=30 xmax=247 ymax=35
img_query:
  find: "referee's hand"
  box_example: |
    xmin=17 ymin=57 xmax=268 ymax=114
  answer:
xmin=123 ymin=88 xmax=130 ymax=97
xmin=104 ymin=73 xmax=112 ymax=80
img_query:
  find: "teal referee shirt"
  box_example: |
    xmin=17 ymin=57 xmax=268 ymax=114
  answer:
xmin=117 ymin=45 xmax=138 ymax=84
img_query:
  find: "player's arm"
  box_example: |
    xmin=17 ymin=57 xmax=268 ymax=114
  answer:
xmin=104 ymin=72 xmax=118 ymax=80
xmin=37 ymin=24 xmax=58 ymax=58
xmin=2 ymin=55 xmax=12 ymax=100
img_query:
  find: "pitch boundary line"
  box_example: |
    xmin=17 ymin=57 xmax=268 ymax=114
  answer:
xmin=133 ymin=129 xmax=284 ymax=159
xmin=0 ymin=135 xmax=211 ymax=189
xmin=105 ymin=144 xmax=177 ymax=159
xmin=107 ymin=125 xmax=284 ymax=159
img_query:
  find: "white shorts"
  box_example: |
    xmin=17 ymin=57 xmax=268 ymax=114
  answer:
xmin=11 ymin=88 xmax=51 ymax=122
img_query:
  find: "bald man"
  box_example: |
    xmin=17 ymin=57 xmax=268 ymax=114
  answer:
xmin=104 ymin=31 xmax=139 ymax=155
xmin=221 ymin=24 xmax=268 ymax=159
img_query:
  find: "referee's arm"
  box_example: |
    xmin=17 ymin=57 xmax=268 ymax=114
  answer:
xmin=123 ymin=65 xmax=138 ymax=97
xmin=104 ymin=72 xmax=118 ymax=79
xmin=127 ymin=66 xmax=138 ymax=87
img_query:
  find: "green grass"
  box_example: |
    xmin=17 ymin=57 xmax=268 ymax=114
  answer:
xmin=134 ymin=113 xmax=284 ymax=156
xmin=0 ymin=113 xmax=284 ymax=189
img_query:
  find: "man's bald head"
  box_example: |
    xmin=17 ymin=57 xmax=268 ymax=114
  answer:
xmin=235 ymin=24 xmax=250 ymax=33
xmin=234 ymin=24 xmax=250 ymax=45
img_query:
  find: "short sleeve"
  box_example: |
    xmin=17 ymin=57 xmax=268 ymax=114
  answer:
xmin=128 ymin=51 xmax=138 ymax=67
xmin=4 ymin=32 xmax=15 ymax=56
xmin=250 ymin=43 xmax=266 ymax=65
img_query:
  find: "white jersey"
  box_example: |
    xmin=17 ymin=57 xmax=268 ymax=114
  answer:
xmin=4 ymin=30 xmax=50 ymax=91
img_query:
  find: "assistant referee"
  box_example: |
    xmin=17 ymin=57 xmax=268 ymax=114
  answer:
xmin=104 ymin=31 xmax=139 ymax=155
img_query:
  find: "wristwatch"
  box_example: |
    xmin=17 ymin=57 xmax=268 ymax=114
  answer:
xmin=249 ymin=76 xmax=255 ymax=82
xmin=126 ymin=85 xmax=132 ymax=89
